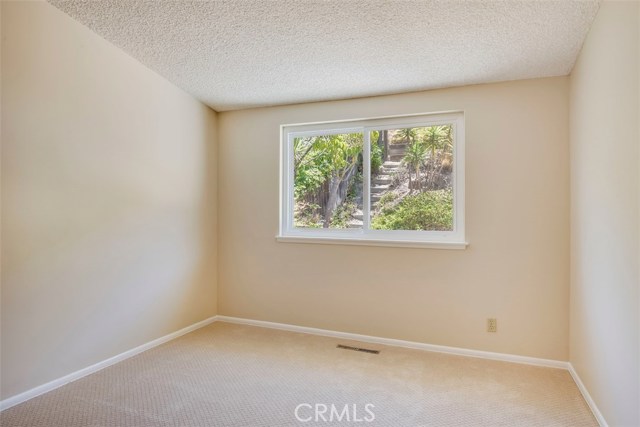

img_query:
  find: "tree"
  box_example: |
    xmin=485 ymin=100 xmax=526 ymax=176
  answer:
xmin=370 ymin=130 xmax=385 ymax=173
xmin=380 ymin=130 xmax=389 ymax=161
xmin=318 ymin=133 xmax=362 ymax=227
xmin=293 ymin=133 xmax=363 ymax=227
xmin=293 ymin=136 xmax=332 ymax=199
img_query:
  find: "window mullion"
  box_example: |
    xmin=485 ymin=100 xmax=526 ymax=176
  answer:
xmin=363 ymin=129 xmax=371 ymax=232
xmin=287 ymin=133 xmax=295 ymax=231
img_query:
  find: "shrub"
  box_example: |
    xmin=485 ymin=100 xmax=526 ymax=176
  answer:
xmin=294 ymin=202 xmax=322 ymax=228
xmin=378 ymin=191 xmax=397 ymax=206
xmin=370 ymin=142 xmax=383 ymax=174
xmin=371 ymin=189 xmax=453 ymax=231
xmin=330 ymin=200 xmax=357 ymax=228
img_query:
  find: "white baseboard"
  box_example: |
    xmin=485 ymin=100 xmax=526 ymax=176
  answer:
xmin=568 ymin=363 xmax=608 ymax=427
xmin=1 ymin=313 xmax=606 ymax=427
xmin=0 ymin=316 xmax=218 ymax=411
xmin=216 ymin=315 xmax=569 ymax=369
xmin=219 ymin=316 xmax=609 ymax=425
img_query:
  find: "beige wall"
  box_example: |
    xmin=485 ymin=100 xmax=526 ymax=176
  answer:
xmin=218 ymin=77 xmax=570 ymax=361
xmin=8 ymin=2 xmax=638 ymax=423
xmin=1 ymin=1 xmax=217 ymax=399
xmin=569 ymin=1 xmax=640 ymax=426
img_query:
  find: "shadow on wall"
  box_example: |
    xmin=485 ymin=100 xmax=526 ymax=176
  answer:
xmin=1 ymin=104 xmax=218 ymax=400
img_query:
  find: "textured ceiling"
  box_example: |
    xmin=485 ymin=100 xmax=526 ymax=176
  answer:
xmin=49 ymin=0 xmax=600 ymax=111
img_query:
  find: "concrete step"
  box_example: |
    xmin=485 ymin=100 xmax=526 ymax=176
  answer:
xmin=352 ymin=211 xmax=363 ymax=221
xmin=383 ymin=161 xmax=402 ymax=168
xmin=374 ymin=175 xmax=392 ymax=185
xmin=371 ymin=193 xmax=383 ymax=202
xmin=347 ymin=220 xmax=363 ymax=228
xmin=380 ymin=166 xmax=400 ymax=174
xmin=371 ymin=184 xmax=390 ymax=194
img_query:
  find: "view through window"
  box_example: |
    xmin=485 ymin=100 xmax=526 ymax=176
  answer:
xmin=281 ymin=113 xmax=465 ymax=247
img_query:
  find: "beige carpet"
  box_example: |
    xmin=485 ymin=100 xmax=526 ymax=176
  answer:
xmin=1 ymin=322 xmax=597 ymax=427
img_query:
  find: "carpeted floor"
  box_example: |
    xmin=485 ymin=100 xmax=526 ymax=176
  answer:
xmin=1 ymin=322 xmax=597 ymax=426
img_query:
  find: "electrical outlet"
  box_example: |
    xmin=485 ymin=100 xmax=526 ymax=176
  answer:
xmin=487 ymin=318 xmax=497 ymax=333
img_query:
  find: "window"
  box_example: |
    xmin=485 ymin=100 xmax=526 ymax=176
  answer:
xmin=278 ymin=112 xmax=466 ymax=249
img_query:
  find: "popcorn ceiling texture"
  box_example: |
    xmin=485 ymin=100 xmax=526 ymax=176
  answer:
xmin=48 ymin=0 xmax=600 ymax=111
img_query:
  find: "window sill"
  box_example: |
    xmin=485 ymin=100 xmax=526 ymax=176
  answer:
xmin=276 ymin=235 xmax=468 ymax=250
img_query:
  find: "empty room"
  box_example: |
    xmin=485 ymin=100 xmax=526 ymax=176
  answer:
xmin=1 ymin=0 xmax=638 ymax=426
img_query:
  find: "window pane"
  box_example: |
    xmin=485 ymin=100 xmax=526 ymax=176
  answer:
xmin=369 ymin=126 xmax=454 ymax=231
xmin=293 ymin=133 xmax=364 ymax=229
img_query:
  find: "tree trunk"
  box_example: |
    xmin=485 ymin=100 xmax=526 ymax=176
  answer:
xmin=382 ymin=130 xmax=389 ymax=161
xmin=323 ymin=174 xmax=340 ymax=228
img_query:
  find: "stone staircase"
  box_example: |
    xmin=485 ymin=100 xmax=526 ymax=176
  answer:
xmin=371 ymin=161 xmax=400 ymax=209
xmin=347 ymin=161 xmax=401 ymax=228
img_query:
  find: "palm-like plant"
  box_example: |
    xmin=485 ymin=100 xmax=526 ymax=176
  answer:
xmin=423 ymin=126 xmax=448 ymax=159
xmin=396 ymin=128 xmax=418 ymax=144
xmin=402 ymin=139 xmax=427 ymax=191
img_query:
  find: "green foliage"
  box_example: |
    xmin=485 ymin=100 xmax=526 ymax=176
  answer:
xmin=330 ymin=200 xmax=357 ymax=229
xmin=293 ymin=133 xmax=363 ymax=227
xmin=395 ymin=128 xmax=418 ymax=144
xmin=370 ymin=130 xmax=379 ymax=144
xmin=402 ymin=139 xmax=428 ymax=179
xmin=293 ymin=133 xmax=363 ymax=199
xmin=422 ymin=125 xmax=452 ymax=158
xmin=377 ymin=191 xmax=397 ymax=207
xmin=294 ymin=165 xmax=326 ymax=200
xmin=370 ymin=140 xmax=383 ymax=174
xmin=294 ymin=202 xmax=322 ymax=228
xmin=371 ymin=189 xmax=453 ymax=231
xmin=330 ymin=178 xmax=359 ymax=228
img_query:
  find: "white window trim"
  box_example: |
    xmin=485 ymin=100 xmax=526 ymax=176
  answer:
xmin=277 ymin=111 xmax=467 ymax=249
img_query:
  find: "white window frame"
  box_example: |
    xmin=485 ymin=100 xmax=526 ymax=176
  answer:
xmin=277 ymin=111 xmax=467 ymax=249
